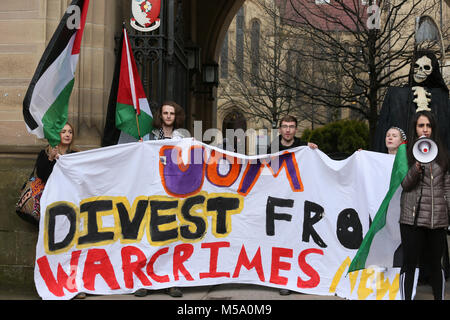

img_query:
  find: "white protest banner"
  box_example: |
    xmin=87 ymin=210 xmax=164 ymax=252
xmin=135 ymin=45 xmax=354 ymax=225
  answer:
xmin=34 ymin=138 xmax=402 ymax=300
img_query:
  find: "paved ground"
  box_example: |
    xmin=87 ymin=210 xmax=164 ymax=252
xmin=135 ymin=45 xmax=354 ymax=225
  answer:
xmin=0 ymin=281 xmax=447 ymax=300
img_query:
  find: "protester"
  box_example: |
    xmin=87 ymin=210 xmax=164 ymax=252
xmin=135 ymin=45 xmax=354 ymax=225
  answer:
xmin=399 ymin=110 xmax=450 ymax=300
xmin=357 ymin=126 xmax=406 ymax=154
xmin=36 ymin=122 xmax=79 ymax=183
xmin=267 ymin=115 xmax=318 ymax=154
xmin=265 ymin=115 xmax=317 ymax=295
xmin=385 ymin=126 xmax=407 ymax=155
xmin=149 ymin=101 xmax=186 ymax=140
xmin=134 ymin=101 xmax=186 ymax=298
xmin=35 ymin=122 xmax=84 ymax=299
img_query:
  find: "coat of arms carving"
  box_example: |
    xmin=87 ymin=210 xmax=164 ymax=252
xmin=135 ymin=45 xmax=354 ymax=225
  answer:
xmin=130 ymin=0 xmax=161 ymax=32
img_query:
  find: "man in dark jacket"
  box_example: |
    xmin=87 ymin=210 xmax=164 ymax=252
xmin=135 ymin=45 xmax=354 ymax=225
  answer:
xmin=267 ymin=115 xmax=317 ymax=154
xmin=267 ymin=115 xmax=317 ymax=296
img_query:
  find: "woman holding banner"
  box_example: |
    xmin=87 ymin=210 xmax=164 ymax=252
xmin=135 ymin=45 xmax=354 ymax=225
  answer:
xmin=399 ymin=111 xmax=450 ymax=300
xmin=36 ymin=122 xmax=79 ymax=182
xmin=385 ymin=126 xmax=406 ymax=155
xmin=35 ymin=122 xmax=85 ymax=299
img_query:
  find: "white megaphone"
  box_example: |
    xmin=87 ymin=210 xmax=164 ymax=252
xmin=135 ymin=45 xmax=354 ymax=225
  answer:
xmin=412 ymin=136 xmax=438 ymax=164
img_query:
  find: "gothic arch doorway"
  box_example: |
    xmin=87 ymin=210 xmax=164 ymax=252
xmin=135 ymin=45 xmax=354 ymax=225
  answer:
xmin=222 ymin=109 xmax=247 ymax=154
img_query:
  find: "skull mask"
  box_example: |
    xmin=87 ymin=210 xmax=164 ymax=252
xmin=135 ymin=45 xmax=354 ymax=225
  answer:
xmin=413 ymin=56 xmax=432 ymax=84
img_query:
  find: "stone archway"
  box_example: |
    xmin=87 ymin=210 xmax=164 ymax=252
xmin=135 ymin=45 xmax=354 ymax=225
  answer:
xmin=187 ymin=0 xmax=246 ymax=131
xmin=222 ymin=109 xmax=247 ymax=153
xmin=0 ymin=0 xmax=249 ymax=293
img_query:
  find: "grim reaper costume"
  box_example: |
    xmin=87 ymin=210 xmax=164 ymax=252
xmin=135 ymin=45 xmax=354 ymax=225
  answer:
xmin=373 ymin=51 xmax=450 ymax=154
xmin=374 ymin=51 xmax=450 ymax=282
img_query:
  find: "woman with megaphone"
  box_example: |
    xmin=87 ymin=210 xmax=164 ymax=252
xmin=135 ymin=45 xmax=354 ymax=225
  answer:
xmin=399 ymin=110 xmax=450 ymax=300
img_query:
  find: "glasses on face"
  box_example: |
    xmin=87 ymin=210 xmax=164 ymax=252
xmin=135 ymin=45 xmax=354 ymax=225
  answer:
xmin=281 ymin=125 xmax=296 ymax=129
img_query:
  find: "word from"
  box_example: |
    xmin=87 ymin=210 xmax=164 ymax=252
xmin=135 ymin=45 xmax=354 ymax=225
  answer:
xmin=268 ymin=197 xmax=364 ymax=250
xmin=44 ymin=193 xmax=243 ymax=254
xmin=160 ymin=147 xmax=303 ymax=197
xmin=36 ymin=242 xmax=324 ymax=298
xmin=330 ymin=257 xmax=399 ymax=300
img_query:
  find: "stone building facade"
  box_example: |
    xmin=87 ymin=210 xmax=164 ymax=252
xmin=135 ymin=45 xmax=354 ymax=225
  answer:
xmin=0 ymin=0 xmax=448 ymax=294
xmin=0 ymin=0 xmax=246 ymax=293
xmin=216 ymin=0 xmax=449 ymax=155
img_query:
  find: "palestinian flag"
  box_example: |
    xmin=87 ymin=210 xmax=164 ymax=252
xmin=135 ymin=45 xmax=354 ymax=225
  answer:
xmin=101 ymin=30 xmax=123 ymax=147
xmin=112 ymin=27 xmax=153 ymax=143
xmin=23 ymin=0 xmax=89 ymax=147
xmin=348 ymin=143 xmax=409 ymax=273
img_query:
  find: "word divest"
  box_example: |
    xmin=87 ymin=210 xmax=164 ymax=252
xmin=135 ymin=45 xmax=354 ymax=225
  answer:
xmin=35 ymin=138 xmax=401 ymax=300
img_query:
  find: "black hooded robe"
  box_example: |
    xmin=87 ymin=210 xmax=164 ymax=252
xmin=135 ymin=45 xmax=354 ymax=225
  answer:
xmin=373 ymin=86 xmax=450 ymax=154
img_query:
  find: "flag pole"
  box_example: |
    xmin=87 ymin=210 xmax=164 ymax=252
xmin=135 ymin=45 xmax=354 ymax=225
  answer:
xmin=135 ymin=112 xmax=141 ymax=140
xmin=123 ymin=22 xmax=142 ymax=140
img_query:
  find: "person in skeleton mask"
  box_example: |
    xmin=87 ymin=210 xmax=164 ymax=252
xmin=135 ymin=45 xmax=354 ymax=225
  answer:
xmin=373 ymin=50 xmax=450 ymax=154
xmin=412 ymin=55 xmax=433 ymax=85
xmin=374 ymin=50 xmax=450 ymax=285
xmin=408 ymin=51 xmax=448 ymax=90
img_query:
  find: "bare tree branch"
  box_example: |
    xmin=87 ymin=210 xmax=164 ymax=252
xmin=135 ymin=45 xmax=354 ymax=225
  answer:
xmin=218 ymin=0 xmax=443 ymax=145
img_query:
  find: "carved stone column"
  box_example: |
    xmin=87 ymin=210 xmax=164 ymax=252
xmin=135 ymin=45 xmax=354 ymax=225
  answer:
xmin=69 ymin=0 xmax=122 ymax=148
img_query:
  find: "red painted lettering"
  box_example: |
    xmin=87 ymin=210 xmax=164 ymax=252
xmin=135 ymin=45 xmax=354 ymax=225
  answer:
xmin=270 ymin=247 xmax=292 ymax=285
xmin=147 ymin=247 xmax=170 ymax=283
xmin=121 ymin=246 xmax=151 ymax=289
xmin=199 ymin=241 xmax=231 ymax=279
xmin=36 ymin=250 xmax=81 ymax=297
xmin=173 ymin=244 xmax=194 ymax=281
xmin=297 ymin=248 xmax=323 ymax=288
xmin=232 ymin=245 xmax=265 ymax=282
xmin=83 ymin=249 xmax=120 ymax=291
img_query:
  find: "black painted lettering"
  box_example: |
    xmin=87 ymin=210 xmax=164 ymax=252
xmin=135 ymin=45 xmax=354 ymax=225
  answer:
xmin=116 ymin=200 xmax=148 ymax=240
xmin=302 ymin=201 xmax=327 ymax=248
xmin=47 ymin=203 xmax=77 ymax=252
xmin=206 ymin=197 xmax=240 ymax=235
xmin=336 ymin=208 xmax=363 ymax=249
xmin=265 ymin=196 xmax=293 ymax=236
xmin=180 ymin=195 xmax=207 ymax=240
xmin=149 ymin=200 xmax=179 ymax=242
xmin=78 ymin=200 xmax=115 ymax=245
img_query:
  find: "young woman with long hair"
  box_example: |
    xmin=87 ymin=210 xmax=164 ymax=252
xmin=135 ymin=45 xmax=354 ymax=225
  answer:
xmin=36 ymin=122 xmax=79 ymax=183
xmin=399 ymin=111 xmax=450 ymax=300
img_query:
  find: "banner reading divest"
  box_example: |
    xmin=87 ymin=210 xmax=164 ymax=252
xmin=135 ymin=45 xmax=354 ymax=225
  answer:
xmin=34 ymin=138 xmax=402 ymax=300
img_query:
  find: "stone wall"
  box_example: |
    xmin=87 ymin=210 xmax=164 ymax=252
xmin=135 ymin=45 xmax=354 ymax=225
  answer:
xmin=0 ymin=0 xmax=121 ymax=152
xmin=0 ymin=0 xmax=121 ymax=296
xmin=0 ymin=156 xmax=38 ymax=294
